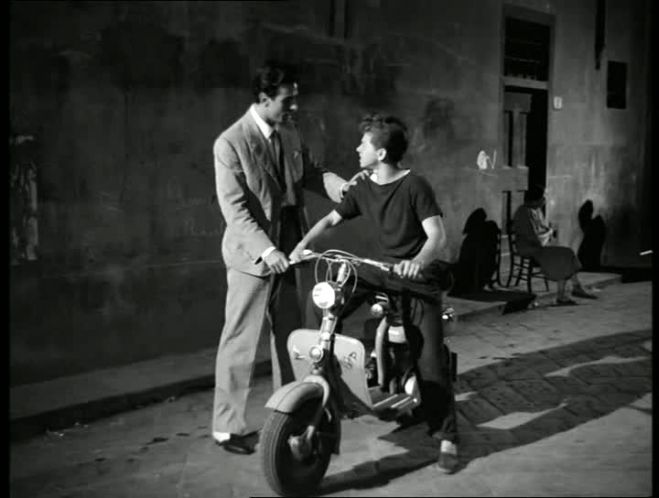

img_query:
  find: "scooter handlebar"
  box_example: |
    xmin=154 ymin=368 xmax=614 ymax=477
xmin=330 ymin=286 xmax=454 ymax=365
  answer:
xmin=291 ymin=250 xmax=452 ymax=289
xmin=360 ymin=258 xmax=393 ymax=273
xmin=289 ymin=249 xmax=393 ymax=273
xmin=288 ymin=249 xmax=320 ymax=266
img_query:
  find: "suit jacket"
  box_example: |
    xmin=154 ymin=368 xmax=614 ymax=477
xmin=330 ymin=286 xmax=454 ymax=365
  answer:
xmin=213 ymin=109 xmax=345 ymax=276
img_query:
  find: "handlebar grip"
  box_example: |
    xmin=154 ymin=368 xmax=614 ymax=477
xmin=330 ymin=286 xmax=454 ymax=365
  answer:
xmin=288 ymin=249 xmax=319 ymax=265
xmin=361 ymin=258 xmax=393 ymax=273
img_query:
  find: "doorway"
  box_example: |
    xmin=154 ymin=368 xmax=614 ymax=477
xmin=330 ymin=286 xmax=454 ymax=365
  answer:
xmin=498 ymin=8 xmax=553 ymax=284
xmin=502 ymin=10 xmax=553 ymax=192
xmin=503 ymin=86 xmax=548 ymax=190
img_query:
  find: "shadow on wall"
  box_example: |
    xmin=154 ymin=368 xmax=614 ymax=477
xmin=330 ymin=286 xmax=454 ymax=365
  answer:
xmin=318 ymin=328 xmax=651 ymax=493
xmin=577 ymin=200 xmax=607 ymax=271
xmin=450 ymin=208 xmax=500 ymax=297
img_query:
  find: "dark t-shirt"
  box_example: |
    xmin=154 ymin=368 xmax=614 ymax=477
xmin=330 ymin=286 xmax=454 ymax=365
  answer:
xmin=335 ymin=171 xmax=442 ymax=261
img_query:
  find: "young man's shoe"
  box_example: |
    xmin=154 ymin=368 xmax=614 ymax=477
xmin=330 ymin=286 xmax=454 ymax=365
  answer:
xmin=213 ymin=431 xmax=258 ymax=455
xmin=572 ymin=287 xmax=598 ymax=299
xmin=552 ymin=297 xmax=578 ymax=306
xmin=436 ymin=440 xmax=459 ymax=474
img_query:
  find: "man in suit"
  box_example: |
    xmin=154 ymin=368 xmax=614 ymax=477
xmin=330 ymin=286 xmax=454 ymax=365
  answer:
xmin=212 ymin=61 xmax=353 ymax=454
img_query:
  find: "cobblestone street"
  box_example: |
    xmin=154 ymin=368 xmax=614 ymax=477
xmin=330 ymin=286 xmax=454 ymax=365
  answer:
xmin=10 ymin=280 xmax=652 ymax=497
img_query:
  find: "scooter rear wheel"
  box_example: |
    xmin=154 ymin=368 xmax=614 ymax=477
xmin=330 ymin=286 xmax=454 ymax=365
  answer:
xmin=260 ymin=399 xmax=334 ymax=497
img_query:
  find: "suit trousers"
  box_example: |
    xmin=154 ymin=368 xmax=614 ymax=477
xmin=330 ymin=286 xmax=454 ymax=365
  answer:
xmin=212 ymin=209 xmax=303 ymax=435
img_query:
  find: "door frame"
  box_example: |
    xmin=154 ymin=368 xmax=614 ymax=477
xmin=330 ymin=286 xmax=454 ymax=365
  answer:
xmin=499 ymin=4 xmax=555 ymax=194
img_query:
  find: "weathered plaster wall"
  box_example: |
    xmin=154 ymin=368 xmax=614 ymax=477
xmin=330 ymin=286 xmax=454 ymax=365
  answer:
xmin=546 ymin=0 xmax=651 ymax=266
xmin=9 ymin=0 xmax=650 ymax=384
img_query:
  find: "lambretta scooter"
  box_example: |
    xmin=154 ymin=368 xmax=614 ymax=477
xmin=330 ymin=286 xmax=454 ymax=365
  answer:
xmin=259 ymin=249 xmax=457 ymax=497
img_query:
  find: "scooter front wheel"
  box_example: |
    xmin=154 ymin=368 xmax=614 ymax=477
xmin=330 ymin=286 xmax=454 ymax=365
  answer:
xmin=260 ymin=399 xmax=334 ymax=497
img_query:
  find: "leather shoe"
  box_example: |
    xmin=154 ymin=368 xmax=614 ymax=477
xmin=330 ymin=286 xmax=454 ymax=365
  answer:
xmin=215 ymin=433 xmax=258 ymax=455
xmin=572 ymin=288 xmax=597 ymax=299
xmin=436 ymin=440 xmax=459 ymax=474
xmin=437 ymin=450 xmax=459 ymax=474
xmin=552 ymin=297 xmax=578 ymax=306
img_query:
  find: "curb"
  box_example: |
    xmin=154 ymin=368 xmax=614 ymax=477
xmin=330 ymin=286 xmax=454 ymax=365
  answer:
xmin=10 ymin=359 xmax=272 ymax=443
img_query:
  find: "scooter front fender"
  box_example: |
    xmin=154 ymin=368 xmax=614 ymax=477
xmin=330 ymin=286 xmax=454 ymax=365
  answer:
xmin=265 ymin=380 xmax=325 ymax=414
xmin=265 ymin=378 xmax=342 ymax=455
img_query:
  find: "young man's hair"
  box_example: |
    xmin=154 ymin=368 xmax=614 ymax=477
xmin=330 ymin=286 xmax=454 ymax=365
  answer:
xmin=359 ymin=114 xmax=409 ymax=164
xmin=252 ymin=60 xmax=298 ymax=102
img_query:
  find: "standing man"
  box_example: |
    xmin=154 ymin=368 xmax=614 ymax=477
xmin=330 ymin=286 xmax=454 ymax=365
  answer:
xmin=212 ymin=61 xmax=354 ymax=454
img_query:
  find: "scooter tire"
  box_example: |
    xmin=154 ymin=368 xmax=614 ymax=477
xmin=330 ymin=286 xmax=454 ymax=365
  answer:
xmin=260 ymin=399 xmax=333 ymax=497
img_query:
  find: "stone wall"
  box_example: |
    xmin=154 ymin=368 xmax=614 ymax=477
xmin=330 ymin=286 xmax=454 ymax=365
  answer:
xmin=9 ymin=0 xmax=651 ymax=384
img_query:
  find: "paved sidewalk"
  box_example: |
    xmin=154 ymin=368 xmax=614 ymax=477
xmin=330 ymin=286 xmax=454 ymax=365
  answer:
xmin=10 ymin=271 xmax=621 ymax=441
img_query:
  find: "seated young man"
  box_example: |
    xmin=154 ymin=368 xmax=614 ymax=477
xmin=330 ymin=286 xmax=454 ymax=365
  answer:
xmin=289 ymin=114 xmax=459 ymax=474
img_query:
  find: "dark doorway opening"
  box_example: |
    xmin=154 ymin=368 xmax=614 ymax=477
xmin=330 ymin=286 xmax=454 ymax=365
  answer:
xmin=503 ymin=86 xmax=548 ymax=190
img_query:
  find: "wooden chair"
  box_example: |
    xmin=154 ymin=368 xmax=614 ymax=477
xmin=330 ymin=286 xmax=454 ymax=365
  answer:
xmin=505 ymin=227 xmax=549 ymax=293
xmin=492 ymin=224 xmax=505 ymax=288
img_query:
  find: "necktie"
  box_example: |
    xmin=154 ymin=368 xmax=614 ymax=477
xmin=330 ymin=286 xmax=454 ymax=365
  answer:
xmin=270 ymin=130 xmax=284 ymax=184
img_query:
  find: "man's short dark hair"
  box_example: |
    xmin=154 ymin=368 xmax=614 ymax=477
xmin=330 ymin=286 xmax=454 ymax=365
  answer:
xmin=359 ymin=114 xmax=409 ymax=164
xmin=252 ymin=61 xmax=298 ymax=102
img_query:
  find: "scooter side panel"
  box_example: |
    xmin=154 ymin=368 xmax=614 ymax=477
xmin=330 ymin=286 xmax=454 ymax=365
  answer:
xmin=287 ymin=329 xmax=321 ymax=381
xmin=333 ymin=334 xmax=373 ymax=410
xmin=287 ymin=329 xmax=373 ymax=410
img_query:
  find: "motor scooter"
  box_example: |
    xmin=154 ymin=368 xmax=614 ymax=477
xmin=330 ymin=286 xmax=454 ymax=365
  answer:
xmin=259 ymin=249 xmax=457 ymax=497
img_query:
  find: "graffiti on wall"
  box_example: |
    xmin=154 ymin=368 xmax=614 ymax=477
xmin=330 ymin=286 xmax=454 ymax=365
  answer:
xmin=477 ymin=149 xmax=497 ymax=170
xmin=10 ymin=135 xmax=39 ymax=265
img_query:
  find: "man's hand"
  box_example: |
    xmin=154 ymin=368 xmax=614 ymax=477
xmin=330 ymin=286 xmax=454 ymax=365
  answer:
xmin=263 ymin=249 xmax=290 ymax=274
xmin=340 ymin=170 xmax=370 ymax=198
xmin=393 ymin=259 xmax=424 ymax=280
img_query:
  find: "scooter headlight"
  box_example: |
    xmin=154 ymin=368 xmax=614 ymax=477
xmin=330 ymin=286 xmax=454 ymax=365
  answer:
xmin=312 ymin=282 xmax=336 ymax=309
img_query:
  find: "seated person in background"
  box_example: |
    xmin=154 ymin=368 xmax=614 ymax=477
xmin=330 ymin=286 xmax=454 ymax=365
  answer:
xmin=289 ymin=114 xmax=459 ymax=474
xmin=512 ymin=185 xmax=597 ymax=305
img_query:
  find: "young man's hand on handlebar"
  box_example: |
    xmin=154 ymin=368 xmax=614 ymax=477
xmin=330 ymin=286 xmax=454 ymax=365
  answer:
xmin=393 ymin=259 xmax=425 ymax=280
